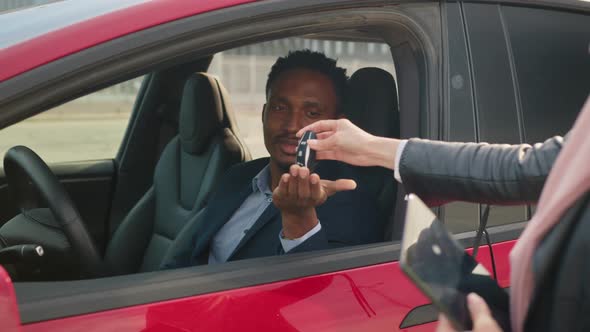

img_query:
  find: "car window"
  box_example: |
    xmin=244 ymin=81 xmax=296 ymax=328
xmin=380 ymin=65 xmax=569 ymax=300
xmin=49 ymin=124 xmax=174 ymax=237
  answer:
xmin=502 ymin=5 xmax=590 ymax=143
xmin=0 ymin=78 xmax=142 ymax=165
xmin=208 ymin=37 xmax=397 ymax=159
xmin=464 ymin=3 xmax=528 ymax=230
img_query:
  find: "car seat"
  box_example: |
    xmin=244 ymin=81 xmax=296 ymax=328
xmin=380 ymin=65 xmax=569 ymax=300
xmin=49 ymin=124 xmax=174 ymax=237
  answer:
xmin=103 ymin=72 xmax=250 ymax=275
xmin=344 ymin=67 xmax=400 ymax=241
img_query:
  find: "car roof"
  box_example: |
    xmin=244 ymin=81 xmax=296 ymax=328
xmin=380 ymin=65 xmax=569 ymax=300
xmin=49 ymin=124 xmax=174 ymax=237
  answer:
xmin=0 ymin=0 xmax=258 ymax=82
xmin=1 ymin=0 xmax=588 ymax=83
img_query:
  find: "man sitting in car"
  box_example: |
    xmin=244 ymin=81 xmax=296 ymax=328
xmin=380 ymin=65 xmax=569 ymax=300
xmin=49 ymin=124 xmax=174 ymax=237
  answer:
xmin=163 ymin=50 xmax=380 ymax=267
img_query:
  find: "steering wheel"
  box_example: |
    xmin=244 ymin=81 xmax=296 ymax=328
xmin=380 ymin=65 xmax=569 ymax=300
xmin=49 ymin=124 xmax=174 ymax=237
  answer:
xmin=3 ymin=146 xmax=102 ymax=277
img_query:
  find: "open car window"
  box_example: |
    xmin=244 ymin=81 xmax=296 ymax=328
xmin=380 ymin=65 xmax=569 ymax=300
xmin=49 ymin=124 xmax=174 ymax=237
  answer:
xmin=208 ymin=38 xmax=397 ymax=158
xmin=0 ymin=78 xmax=141 ymax=165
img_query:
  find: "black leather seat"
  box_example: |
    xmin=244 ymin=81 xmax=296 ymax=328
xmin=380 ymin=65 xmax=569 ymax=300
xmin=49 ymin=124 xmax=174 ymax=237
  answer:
xmin=103 ymin=72 xmax=250 ymax=275
xmin=344 ymin=67 xmax=400 ymax=241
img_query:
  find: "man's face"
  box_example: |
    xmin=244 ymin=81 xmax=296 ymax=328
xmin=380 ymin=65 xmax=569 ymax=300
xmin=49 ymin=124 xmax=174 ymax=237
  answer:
xmin=263 ymin=69 xmax=339 ymax=171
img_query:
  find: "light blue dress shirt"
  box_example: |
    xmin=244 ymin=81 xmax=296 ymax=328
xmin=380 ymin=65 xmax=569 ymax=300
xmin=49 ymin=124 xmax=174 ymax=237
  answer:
xmin=208 ymin=165 xmax=321 ymax=264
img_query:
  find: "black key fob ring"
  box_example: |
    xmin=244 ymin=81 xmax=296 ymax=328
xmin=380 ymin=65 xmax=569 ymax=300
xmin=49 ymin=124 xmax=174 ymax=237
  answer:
xmin=296 ymin=131 xmax=317 ymax=171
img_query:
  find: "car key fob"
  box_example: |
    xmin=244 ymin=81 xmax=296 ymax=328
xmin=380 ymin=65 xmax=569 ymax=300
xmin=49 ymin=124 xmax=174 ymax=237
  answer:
xmin=296 ymin=131 xmax=317 ymax=171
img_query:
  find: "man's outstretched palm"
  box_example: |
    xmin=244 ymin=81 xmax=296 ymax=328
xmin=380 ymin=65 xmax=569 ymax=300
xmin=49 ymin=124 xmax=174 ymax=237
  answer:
xmin=272 ymin=164 xmax=356 ymax=239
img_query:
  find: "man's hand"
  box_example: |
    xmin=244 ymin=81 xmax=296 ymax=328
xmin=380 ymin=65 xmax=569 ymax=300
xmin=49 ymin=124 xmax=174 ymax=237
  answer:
xmin=435 ymin=293 xmax=503 ymax=332
xmin=296 ymin=119 xmax=400 ymax=170
xmin=272 ymin=164 xmax=356 ymax=239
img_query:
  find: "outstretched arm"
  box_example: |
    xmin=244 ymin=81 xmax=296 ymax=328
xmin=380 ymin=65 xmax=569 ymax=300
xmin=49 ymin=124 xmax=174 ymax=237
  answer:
xmin=298 ymin=119 xmax=565 ymax=206
xmin=399 ymin=136 xmax=564 ymax=206
xmin=297 ymin=119 xmax=400 ymax=170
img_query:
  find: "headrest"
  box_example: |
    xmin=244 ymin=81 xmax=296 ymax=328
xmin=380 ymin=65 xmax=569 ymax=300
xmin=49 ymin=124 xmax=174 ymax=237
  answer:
xmin=345 ymin=67 xmax=400 ymax=138
xmin=179 ymin=73 xmax=225 ymax=155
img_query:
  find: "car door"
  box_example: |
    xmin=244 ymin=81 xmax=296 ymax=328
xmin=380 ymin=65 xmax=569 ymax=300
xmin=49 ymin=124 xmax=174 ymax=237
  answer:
xmin=0 ymin=0 xmax=515 ymax=331
xmin=451 ymin=1 xmax=590 ymax=287
xmin=441 ymin=1 xmax=531 ymax=292
xmin=389 ymin=2 xmax=509 ymax=328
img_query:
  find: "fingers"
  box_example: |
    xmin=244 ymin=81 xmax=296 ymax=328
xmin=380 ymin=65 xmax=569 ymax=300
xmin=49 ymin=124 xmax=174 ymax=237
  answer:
xmin=297 ymin=167 xmax=310 ymax=200
xmin=276 ymin=166 xmax=357 ymax=210
xmin=435 ymin=314 xmax=457 ymax=332
xmin=310 ymin=173 xmax=323 ymax=203
xmin=333 ymin=179 xmax=357 ymax=191
xmin=321 ymin=179 xmax=357 ymax=196
xmin=307 ymin=134 xmax=338 ymax=152
xmin=467 ymin=293 xmax=503 ymax=332
xmin=288 ymin=165 xmax=299 ymax=197
xmin=275 ymin=173 xmax=290 ymax=198
xmin=468 ymin=293 xmax=492 ymax=318
xmin=296 ymin=119 xmax=339 ymax=137
xmin=316 ymin=131 xmax=334 ymax=140
xmin=286 ymin=165 xmax=315 ymax=202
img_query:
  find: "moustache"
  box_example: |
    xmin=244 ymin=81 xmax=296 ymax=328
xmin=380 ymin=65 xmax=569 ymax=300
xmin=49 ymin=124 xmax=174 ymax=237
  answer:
xmin=272 ymin=134 xmax=299 ymax=144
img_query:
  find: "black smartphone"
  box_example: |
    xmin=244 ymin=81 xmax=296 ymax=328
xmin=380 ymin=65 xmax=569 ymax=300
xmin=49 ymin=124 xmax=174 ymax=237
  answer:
xmin=296 ymin=131 xmax=317 ymax=171
xmin=400 ymin=194 xmax=510 ymax=331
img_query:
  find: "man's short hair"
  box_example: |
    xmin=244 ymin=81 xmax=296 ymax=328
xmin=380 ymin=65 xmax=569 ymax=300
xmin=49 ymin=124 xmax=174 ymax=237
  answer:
xmin=265 ymin=49 xmax=348 ymax=111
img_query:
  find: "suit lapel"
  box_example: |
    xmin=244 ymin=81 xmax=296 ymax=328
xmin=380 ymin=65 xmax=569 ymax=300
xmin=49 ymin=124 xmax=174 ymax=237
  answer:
xmin=228 ymin=203 xmax=280 ymax=260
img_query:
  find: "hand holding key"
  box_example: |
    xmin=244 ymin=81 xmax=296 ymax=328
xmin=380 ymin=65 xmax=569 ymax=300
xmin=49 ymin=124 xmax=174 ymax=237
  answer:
xmin=296 ymin=119 xmax=400 ymax=170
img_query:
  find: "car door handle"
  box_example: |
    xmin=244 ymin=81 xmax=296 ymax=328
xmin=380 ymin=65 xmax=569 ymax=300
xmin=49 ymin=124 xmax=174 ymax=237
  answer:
xmin=399 ymin=303 xmax=438 ymax=328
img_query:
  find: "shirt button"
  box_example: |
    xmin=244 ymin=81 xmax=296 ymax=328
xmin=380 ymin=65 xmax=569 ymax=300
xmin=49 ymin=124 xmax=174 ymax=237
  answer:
xmin=267 ymin=197 xmax=273 ymax=202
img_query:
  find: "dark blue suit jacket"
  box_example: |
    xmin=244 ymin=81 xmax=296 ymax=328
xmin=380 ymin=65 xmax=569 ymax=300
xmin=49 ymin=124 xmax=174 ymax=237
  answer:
xmin=162 ymin=158 xmax=381 ymax=268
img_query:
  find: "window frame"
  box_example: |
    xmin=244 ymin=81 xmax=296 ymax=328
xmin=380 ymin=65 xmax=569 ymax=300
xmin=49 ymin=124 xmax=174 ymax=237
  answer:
xmin=2 ymin=0 xmax=441 ymax=323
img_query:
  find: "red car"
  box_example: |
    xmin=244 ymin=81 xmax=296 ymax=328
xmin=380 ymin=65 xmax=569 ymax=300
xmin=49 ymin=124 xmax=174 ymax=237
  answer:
xmin=0 ymin=0 xmax=588 ymax=331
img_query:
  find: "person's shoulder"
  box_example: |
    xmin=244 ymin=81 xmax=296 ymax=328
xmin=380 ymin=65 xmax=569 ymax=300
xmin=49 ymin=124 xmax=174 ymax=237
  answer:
xmin=229 ymin=157 xmax=269 ymax=172
xmin=207 ymin=157 xmax=269 ymax=202
xmin=223 ymin=157 xmax=270 ymax=181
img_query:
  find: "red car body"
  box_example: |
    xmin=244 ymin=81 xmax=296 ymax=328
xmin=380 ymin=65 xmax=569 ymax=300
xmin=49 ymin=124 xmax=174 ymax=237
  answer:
xmin=1 ymin=0 xmax=588 ymax=330
xmin=0 ymin=246 xmax=504 ymax=332
xmin=0 ymin=0 xmax=257 ymax=82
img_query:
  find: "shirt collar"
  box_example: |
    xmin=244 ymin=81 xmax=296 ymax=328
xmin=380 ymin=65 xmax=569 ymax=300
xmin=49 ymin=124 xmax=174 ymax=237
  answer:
xmin=252 ymin=164 xmax=272 ymax=195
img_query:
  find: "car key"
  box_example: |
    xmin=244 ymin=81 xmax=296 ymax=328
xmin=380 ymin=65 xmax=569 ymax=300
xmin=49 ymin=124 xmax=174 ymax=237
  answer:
xmin=296 ymin=131 xmax=317 ymax=171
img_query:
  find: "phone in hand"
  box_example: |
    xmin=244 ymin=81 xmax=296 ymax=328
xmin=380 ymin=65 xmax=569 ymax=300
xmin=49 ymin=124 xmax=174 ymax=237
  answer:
xmin=400 ymin=194 xmax=511 ymax=331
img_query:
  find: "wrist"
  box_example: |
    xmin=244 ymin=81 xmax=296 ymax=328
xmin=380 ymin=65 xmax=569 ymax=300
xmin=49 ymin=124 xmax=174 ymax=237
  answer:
xmin=368 ymin=136 xmax=399 ymax=170
xmin=281 ymin=208 xmax=318 ymax=239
